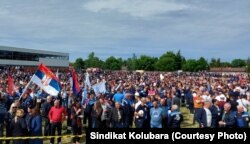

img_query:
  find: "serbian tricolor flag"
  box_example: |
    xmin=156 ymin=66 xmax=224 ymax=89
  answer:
xmin=30 ymin=63 xmax=61 ymax=96
xmin=8 ymin=75 xmax=15 ymax=96
xmin=70 ymin=68 xmax=80 ymax=95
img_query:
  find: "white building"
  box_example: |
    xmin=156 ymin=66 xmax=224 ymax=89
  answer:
xmin=0 ymin=46 xmax=69 ymax=67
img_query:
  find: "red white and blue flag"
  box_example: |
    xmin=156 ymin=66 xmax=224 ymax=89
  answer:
xmin=31 ymin=63 xmax=61 ymax=96
xmin=70 ymin=68 xmax=80 ymax=95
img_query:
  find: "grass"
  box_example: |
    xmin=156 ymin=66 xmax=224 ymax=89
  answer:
xmin=1 ymin=106 xmax=196 ymax=144
xmin=180 ymin=106 xmax=199 ymax=128
xmin=42 ymin=123 xmax=86 ymax=144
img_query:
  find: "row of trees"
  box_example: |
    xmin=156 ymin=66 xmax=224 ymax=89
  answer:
xmin=74 ymin=51 xmax=250 ymax=72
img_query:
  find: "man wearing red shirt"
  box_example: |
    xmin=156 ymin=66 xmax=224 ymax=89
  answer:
xmin=49 ymin=100 xmax=67 ymax=144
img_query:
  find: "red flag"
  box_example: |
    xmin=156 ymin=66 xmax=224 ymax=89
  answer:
xmin=8 ymin=75 xmax=15 ymax=96
xmin=70 ymin=69 xmax=80 ymax=95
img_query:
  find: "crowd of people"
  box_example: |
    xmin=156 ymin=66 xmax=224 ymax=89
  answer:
xmin=0 ymin=66 xmax=250 ymax=144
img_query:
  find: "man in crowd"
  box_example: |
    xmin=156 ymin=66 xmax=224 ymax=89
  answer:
xmin=196 ymin=101 xmax=212 ymax=128
xmin=168 ymin=105 xmax=183 ymax=128
xmin=218 ymin=103 xmax=236 ymax=128
xmin=41 ymin=95 xmax=53 ymax=136
xmin=150 ymin=101 xmax=163 ymax=128
xmin=109 ymin=102 xmax=124 ymax=128
xmin=135 ymin=97 xmax=149 ymax=128
xmin=121 ymin=93 xmax=134 ymax=128
xmin=234 ymin=105 xmax=249 ymax=128
xmin=49 ymin=100 xmax=67 ymax=144
xmin=99 ymin=97 xmax=111 ymax=128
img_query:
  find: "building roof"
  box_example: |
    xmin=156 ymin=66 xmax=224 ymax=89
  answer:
xmin=0 ymin=45 xmax=68 ymax=56
xmin=210 ymin=67 xmax=246 ymax=72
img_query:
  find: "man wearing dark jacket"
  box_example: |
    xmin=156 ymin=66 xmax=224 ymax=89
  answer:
xmin=135 ymin=98 xmax=149 ymax=128
xmin=121 ymin=93 xmax=133 ymax=128
xmin=41 ymin=96 xmax=53 ymax=136
xmin=196 ymin=101 xmax=212 ymax=128
xmin=218 ymin=103 xmax=236 ymax=128
xmin=168 ymin=105 xmax=183 ymax=128
xmin=210 ymin=99 xmax=221 ymax=128
xmin=109 ymin=102 xmax=124 ymax=128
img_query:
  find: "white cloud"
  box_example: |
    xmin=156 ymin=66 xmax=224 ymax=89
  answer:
xmin=0 ymin=0 xmax=250 ymax=61
xmin=82 ymin=0 xmax=189 ymax=18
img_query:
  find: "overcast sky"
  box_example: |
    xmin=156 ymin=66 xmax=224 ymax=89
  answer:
xmin=0 ymin=0 xmax=249 ymax=62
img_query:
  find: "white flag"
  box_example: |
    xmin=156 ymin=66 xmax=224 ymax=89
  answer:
xmin=92 ymin=81 xmax=106 ymax=95
xmin=85 ymin=72 xmax=91 ymax=88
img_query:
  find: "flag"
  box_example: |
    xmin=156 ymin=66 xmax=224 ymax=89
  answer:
xmin=92 ymin=81 xmax=106 ymax=95
xmin=70 ymin=68 xmax=80 ymax=95
xmin=85 ymin=72 xmax=91 ymax=89
xmin=30 ymin=63 xmax=61 ymax=96
xmin=8 ymin=75 xmax=15 ymax=96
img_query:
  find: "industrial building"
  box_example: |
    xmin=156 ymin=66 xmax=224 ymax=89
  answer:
xmin=0 ymin=45 xmax=69 ymax=68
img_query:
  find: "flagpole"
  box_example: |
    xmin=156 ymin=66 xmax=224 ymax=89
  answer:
xmin=19 ymin=74 xmax=34 ymax=101
xmin=19 ymin=64 xmax=40 ymax=101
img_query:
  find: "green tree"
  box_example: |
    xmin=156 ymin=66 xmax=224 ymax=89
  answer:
xmin=175 ymin=50 xmax=185 ymax=70
xmin=231 ymin=59 xmax=246 ymax=67
xmin=136 ymin=55 xmax=157 ymax=71
xmin=182 ymin=59 xmax=197 ymax=72
xmin=247 ymin=58 xmax=250 ymax=73
xmin=196 ymin=57 xmax=208 ymax=71
xmin=210 ymin=58 xmax=221 ymax=67
xmin=103 ymin=56 xmax=122 ymax=70
xmin=85 ymin=52 xmax=103 ymax=68
xmin=155 ymin=51 xmax=178 ymax=71
xmin=126 ymin=53 xmax=137 ymax=71
xmin=73 ymin=58 xmax=85 ymax=69
xmin=221 ymin=62 xmax=232 ymax=67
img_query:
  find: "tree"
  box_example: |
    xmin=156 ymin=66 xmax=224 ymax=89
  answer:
xmin=85 ymin=52 xmax=103 ymax=68
xmin=74 ymin=58 xmax=85 ymax=69
xmin=175 ymin=50 xmax=185 ymax=70
xmin=231 ymin=59 xmax=246 ymax=67
xmin=182 ymin=59 xmax=197 ymax=72
xmin=103 ymin=56 xmax=122 ymax=70
xmin=136 ymin=55 xmax=157 ymax=71
xmin=155 ymin=51 xmax=178 ymax=71
xmin=126 ymin=53 xmax=138 ymax=71
xmin=196 ymin=57 xmax=208 ymax=71
xmin=210 ymin=58 xmax=221 ymax=67
xmin=221 ymin=62 xmax=232 ymax=67
xmin=247 ymin=58 xmax=250 ymax=73
xmin=182 ymin=57 xmax=208 ymax=72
